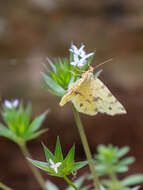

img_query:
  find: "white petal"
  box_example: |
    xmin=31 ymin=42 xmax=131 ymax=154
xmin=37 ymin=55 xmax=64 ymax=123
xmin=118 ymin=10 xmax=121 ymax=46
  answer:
xmin=79 ymin=45 xmax=85 ymax=52
xmin=55 ymin=162 xmax=61 ymax=167
xmin=74 ymin=54 xmax=80 ymax=62
xmin=83 ymin=52 xmax=94 ymax=60
xmin=79 ymin=45 xmax=85 ymax=56
xmin=12 ymin=99 xmax=19 ymax=107
xmin=49 ymin=159 xmax=54 ymax=165
xmin=54 ymin=167 xmax=58 ymax=173
xmin=69 ymin=45 xmax=78 ymax=54
xmin=70 ymin=61 xmax=77 ymax=66
xmin=4 ymin=100 xmax=12 ymax=109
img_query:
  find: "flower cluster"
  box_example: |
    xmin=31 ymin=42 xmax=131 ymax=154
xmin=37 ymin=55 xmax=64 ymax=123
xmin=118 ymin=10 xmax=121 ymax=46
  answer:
xmin=4 ymin=99 xmax=19 ymax=109
xmin=70 ymin=44 xmax=94 ymax=67
xmin=42 ymin=43 xmax=94 ymax=96
xmin=28 ymin=137 xmax=87 ymax=177
xmin=0 ymin=99 xmax=48 ymax=145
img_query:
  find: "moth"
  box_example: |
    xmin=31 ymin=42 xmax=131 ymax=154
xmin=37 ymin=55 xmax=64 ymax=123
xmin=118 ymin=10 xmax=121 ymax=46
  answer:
xmin=59 ymin=67 xmax=126 ymax=116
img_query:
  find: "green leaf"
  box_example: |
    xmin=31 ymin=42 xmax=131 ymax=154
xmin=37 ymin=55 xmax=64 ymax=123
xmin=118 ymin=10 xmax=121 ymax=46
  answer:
xmin=64 ymin=145 xmax=75 ymax=164
xmin=46 ymin=58 xmax=57 ymax=74
xmin=25 ymin=103 xmax=32 ymax=116
xmin=0 ymin=123 xmax=17 ymax=142
xmin=42 ymin=143 xmax=55 ymax=161
xmin=68 ymin=75 xmax=75 ymax=88
xmin=28 ymin=111 xmax=48 ymax=133
xmin=43 ymin=63 xmax=51 ymax=74
xmin=23 ymin=103 xmax=32 ymax=128
xmin=23 ymin=129 xmax=48 ymax=141
xmin=117 ymin=147 xmax=130 ymax=158
xmin=94 ymin=69 xmax=103 ymax=78
xmin=116 ymin=165 xmax=128 ymax=173
xmin=45 ymin=180 xmax=59 ymax=190
xmin=27 ymin=158 xmax=49 ymax=172
xmin=42 ymin=72 xmax=65 ymax=96
xmin=119 ymin=157 xmax=135 ymax=166
xmin=43 ymin=86 xmax=63 ymax=97
xmin=55 ymin=137 xmax=63 ymax=162
xmin=122 ymin=174 xmax=143 ymax=186
xmin=73 ymin=161 xmax=88 ymax=172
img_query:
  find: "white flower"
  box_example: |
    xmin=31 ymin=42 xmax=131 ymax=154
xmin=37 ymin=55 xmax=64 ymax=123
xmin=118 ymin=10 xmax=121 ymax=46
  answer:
xmin=69 ymin=44 xmax=94 ymax=67
xmin=4 ymin=99 xmax=19 ymax=109
xmin=49 ymin=159 xmax=61 ymax=173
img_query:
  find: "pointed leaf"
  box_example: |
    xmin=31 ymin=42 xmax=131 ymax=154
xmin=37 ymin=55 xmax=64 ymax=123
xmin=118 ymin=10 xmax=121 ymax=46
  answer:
xmin=0 ymin=123 xmax=17 ymax=142
xmin=23 ymin=129 xmax=48 ymax=141
xmin=66 ymin=176 xmax=85 ymax=190
xmin=25 ymin=103 xmax=32 ymax=116
xmin=27 ymin=158 xmax=49 ymax=172
xmin=73 ymin=161 xmax=88 ymax=172
xmin=119 ymin=157 xmax=135 ymax=166
xmin=94 ymin=69 xmax=103 ymax=78
xmin=46 ymin=58 xmax=57 ymax=74
xmin=45 ymin=180 xmax=59 ymax=190
xmin=42 ymin=72 xmax=65 ymax=96
xmin=116 ymin=165 xmax=128 ymax=173
xmin=42 ymin=143 xmax=54 ymax=161
xmin=28 ymin=111 xmax=48 ymax=133
xmin=55 ymin=137 xmax=63 ymax=162
xmin=43 ymin=86 xmax=63 ymax=97
xmin=117 ymin=146 xmax=130 ymax=158
xmin=68 ymin=75 xmax=75 ymax=88
xmin=122 ymin=174 xmax=143 ymax=186
xmin=43 ymin=63 xmax=51 ymax=74
xmin=64 ymin=145 xmax=75 ymax=164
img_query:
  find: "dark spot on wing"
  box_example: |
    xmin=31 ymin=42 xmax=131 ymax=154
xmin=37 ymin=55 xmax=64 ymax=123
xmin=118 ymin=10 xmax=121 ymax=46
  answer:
xmin=80 ymin=103 xmax=83 ymax=107
xmin=93 ymin=97 xmax=102 ymax=102
xmin=86 ymin=99 xmax=91 ymax=103
xmin=74 ymin=91 xmax=82 ymax=95
xmin=107 ymin=93 xmax=112 ymax=97
xmin=94 ymin=108 xmax=98 ymax=112
xmin=109 ymin=106 xmax=112 ymax=110
xmin=120 ymin=107 xmax=125 ymax=111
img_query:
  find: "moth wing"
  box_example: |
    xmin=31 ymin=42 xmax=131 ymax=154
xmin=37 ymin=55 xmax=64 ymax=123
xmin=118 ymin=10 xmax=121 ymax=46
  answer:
xmin=59 ymin=76 xmax=86 ymax=106
xmin=71 ymin=80 xmax=98 ymax=115
xmin=91 ymin=78 xmax=126 ymax=115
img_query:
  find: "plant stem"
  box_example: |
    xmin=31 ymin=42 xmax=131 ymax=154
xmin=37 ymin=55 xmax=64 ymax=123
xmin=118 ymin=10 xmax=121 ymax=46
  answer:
xmin=72 ymin=104 xmax=101 ymax=190
xmin=109 ymin=172 xmax=119 ymax=183
xmin=0 ymin=182 xmax=14 ymax=190
xmin=63 ymin=176 xmax=80 ymax=190
xmin=19 ymin=142 xmax=47 ymax=190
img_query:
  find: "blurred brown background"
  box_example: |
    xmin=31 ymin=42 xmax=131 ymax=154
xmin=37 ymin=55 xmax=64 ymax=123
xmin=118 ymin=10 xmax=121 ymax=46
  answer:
xmin=0 ymin=0 xmax=143 ymax=189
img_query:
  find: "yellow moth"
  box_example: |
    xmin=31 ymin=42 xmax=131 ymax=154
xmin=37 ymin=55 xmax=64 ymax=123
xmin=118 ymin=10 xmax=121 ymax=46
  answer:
xmin=59 ymin=67 xmax=126 ymax=116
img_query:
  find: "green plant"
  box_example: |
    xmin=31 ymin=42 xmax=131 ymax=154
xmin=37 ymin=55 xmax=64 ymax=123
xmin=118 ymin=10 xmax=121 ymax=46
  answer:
xmin=0 ymin=100 xmax=48 ymax=190
xmin=94 ymin=145 xmax=143 ymax=190
xmin=28 ymin=137 xmax=88 ymax=190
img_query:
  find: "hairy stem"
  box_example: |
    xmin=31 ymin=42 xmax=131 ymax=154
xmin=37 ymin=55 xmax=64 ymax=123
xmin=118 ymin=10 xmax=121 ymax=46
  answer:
xmin=63 ymin=176 xmax=80 ymax=190
xmin=19 ymin=142 xmax=48 ymax=190
xmin=0 ymin=182 xmax=14 ymax=190
xmin=72 ymin=104 xmax=101 ymax=190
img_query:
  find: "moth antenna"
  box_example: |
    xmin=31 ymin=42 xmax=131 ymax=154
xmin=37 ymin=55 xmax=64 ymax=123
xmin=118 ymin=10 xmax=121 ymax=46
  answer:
xmin=95 ymin=58 xmax=113 ymax=69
